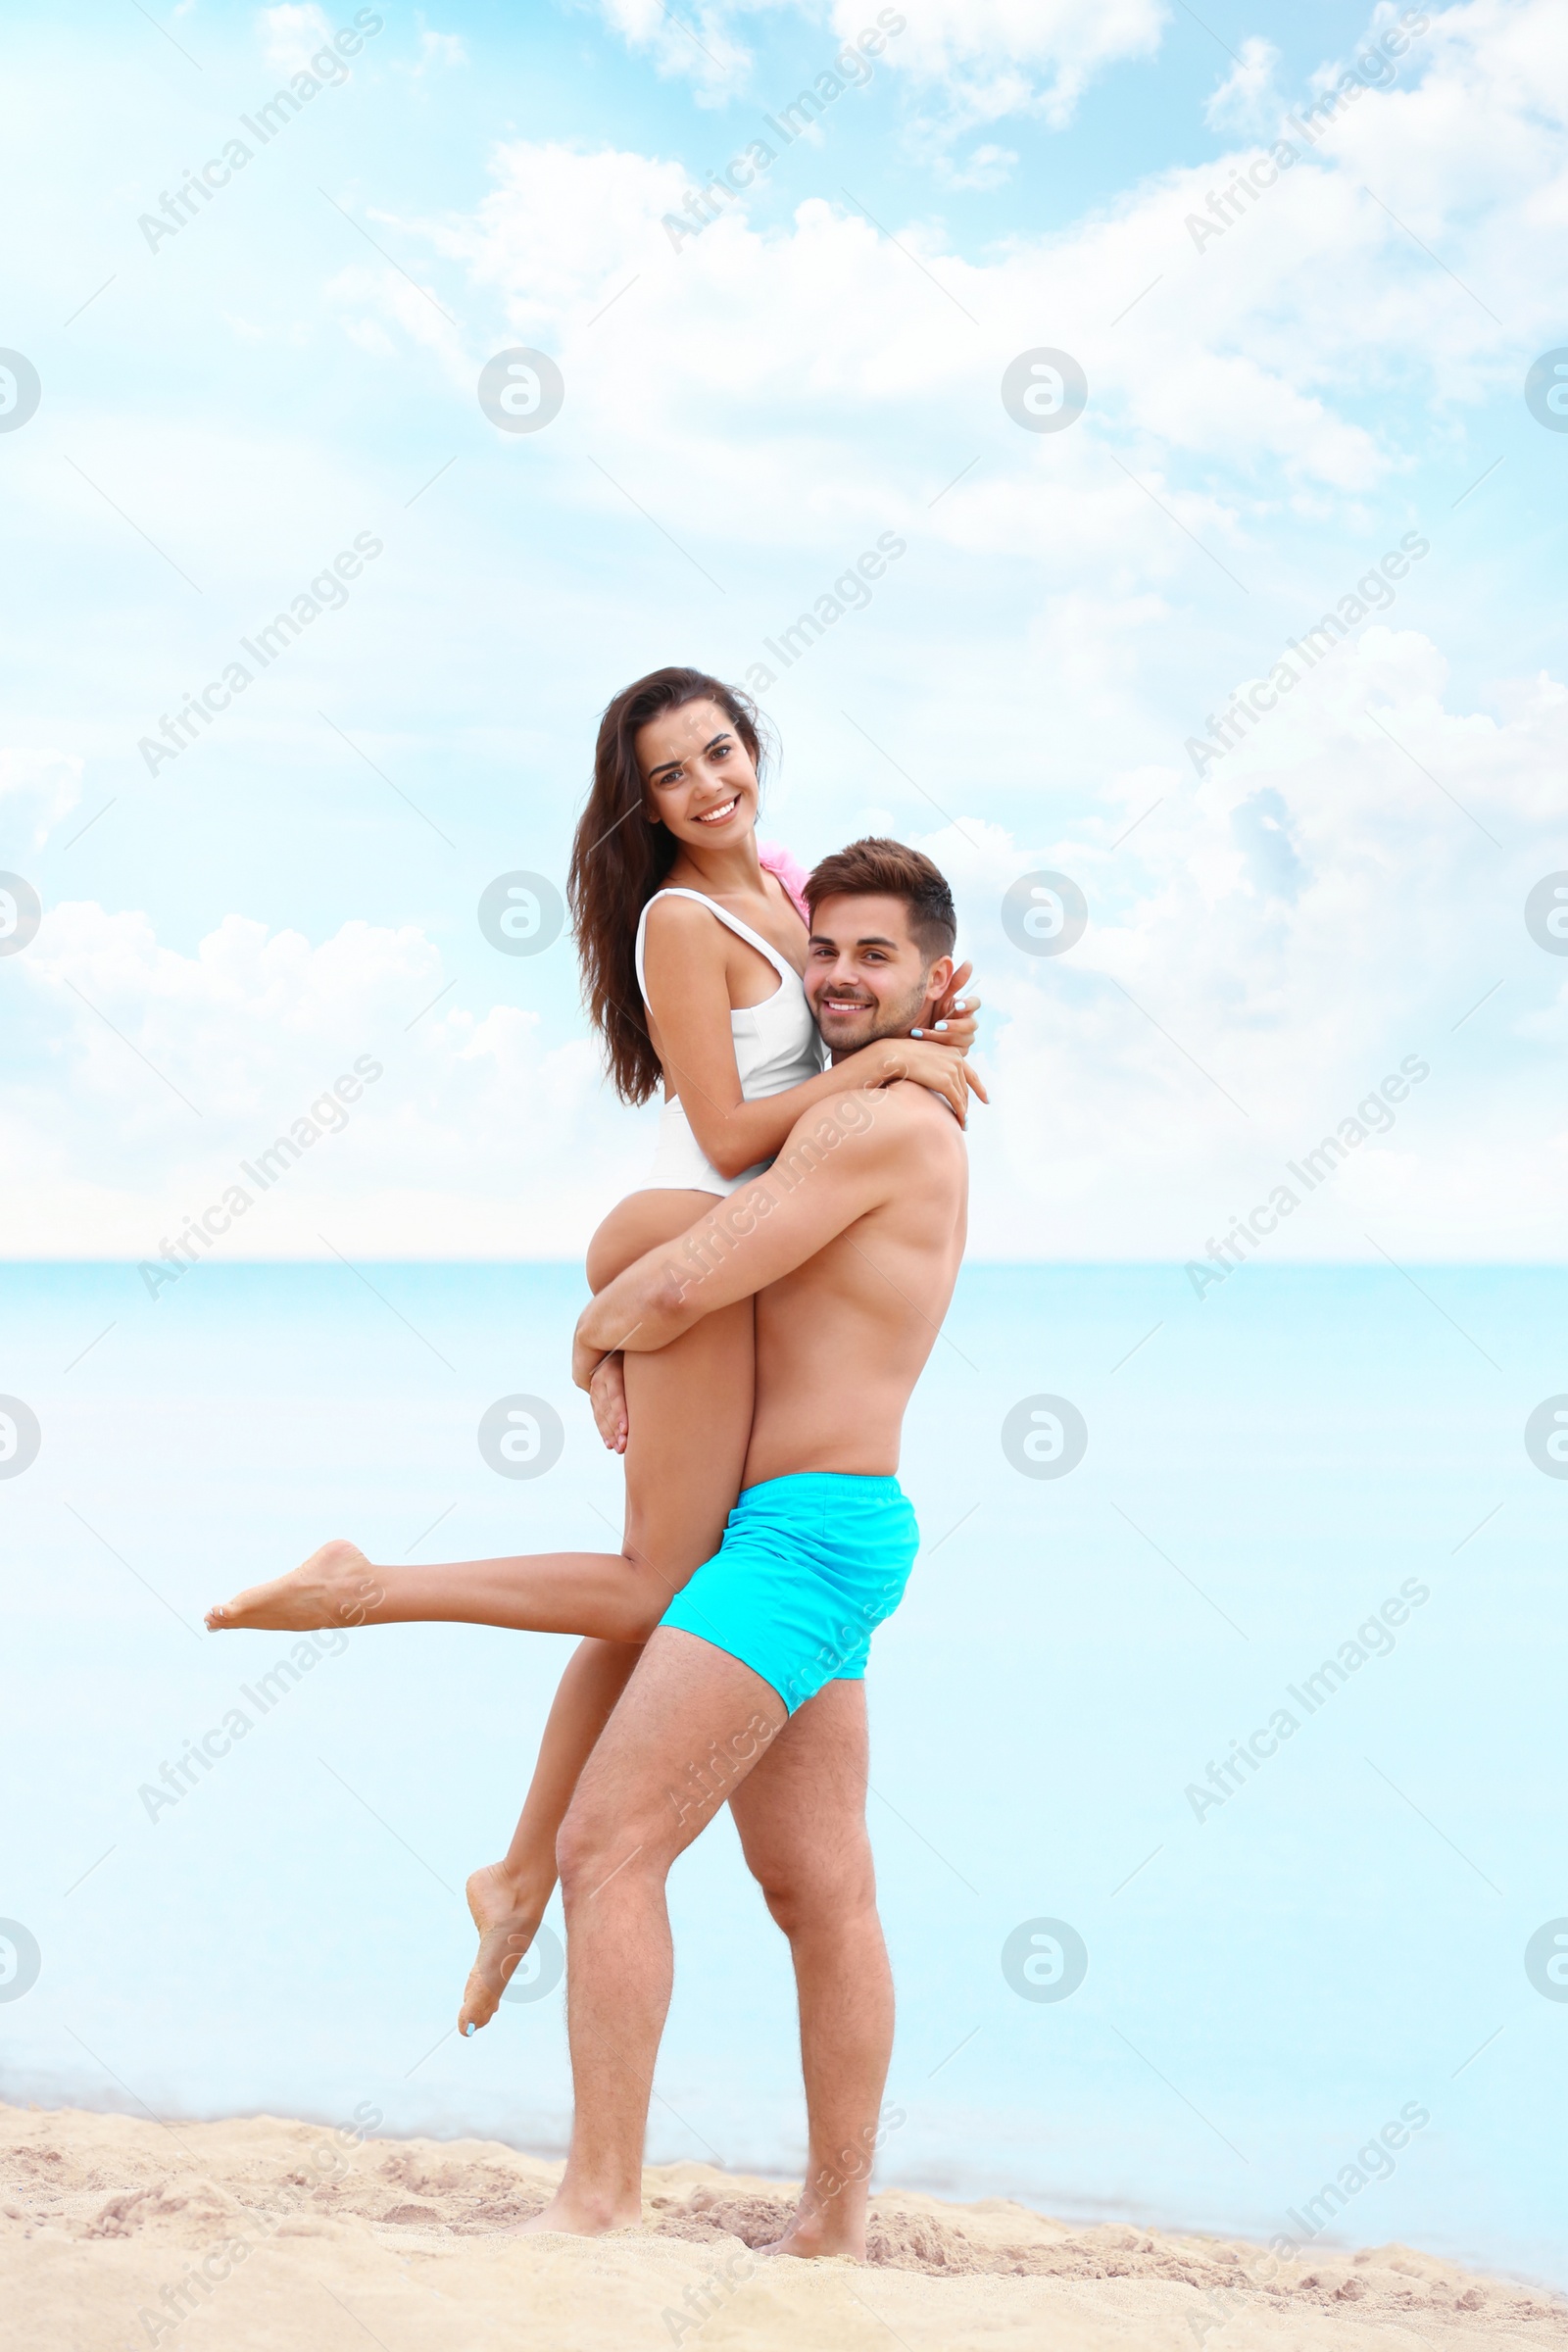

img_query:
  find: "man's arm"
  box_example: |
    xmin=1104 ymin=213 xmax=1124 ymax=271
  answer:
xmin=571 ymin=1089 xmax=906 ymax=1389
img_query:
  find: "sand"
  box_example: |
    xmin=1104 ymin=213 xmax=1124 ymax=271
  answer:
xmin=4 ymin=2102 xmax=1563 ymax=2352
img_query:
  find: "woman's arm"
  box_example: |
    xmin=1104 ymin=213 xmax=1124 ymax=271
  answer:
xmin=643 ymin=895 xmax=976 ymax=1178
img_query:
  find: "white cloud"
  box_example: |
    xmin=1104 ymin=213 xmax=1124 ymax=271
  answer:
xmin=336 ymin=2 xmax=1567 ymax=560
xmin=594 ymin=0 xmax=1172 ymax=122
xmin=9 ymin=625 xmax=1565 ymax=1263
xmin=1204 ymin=35 xmax=1281 ymax=131
xmin=921 ymin=627 xmax=1568 ymax=1261
xmin=11 ymin=1 xmax=1567 ymax=1266
xmin=596 ymin=0 xmax=758 ymax=103
xmin=401 ymin=23 xmax=468 ymax=75
xmin=0 ymin=748 xmax=82 ymax=851
xmin=828 ymin=0 xmax=1167 ymax=126
xmin=934 ymin=142 xmax=1019 ymax=191
xmin=588 ymin=0 xmax=1166 ymax=119
xmin=338 ymin=2 xmax=1560 ymax=529
xmin=8 ymin=906 xmax=645 ymax=1258
xmin=257 ymin=3 xmax=334 ymax=77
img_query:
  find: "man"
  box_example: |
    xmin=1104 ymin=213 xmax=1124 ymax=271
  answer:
xmin=206 ymin=839 xmax=970 ymax=2264
xmin=531 ymin=838 xmax=968 ymax=2256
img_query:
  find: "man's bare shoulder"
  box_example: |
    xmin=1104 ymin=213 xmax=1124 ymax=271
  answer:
xmin=876 ymin=1077 xmax=971 ymax=1152
xmin=774 ymin=1073 xmax=965 ymax=1171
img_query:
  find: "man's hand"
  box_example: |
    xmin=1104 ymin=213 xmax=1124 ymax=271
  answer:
xmin=574 ymin=1260 xmax=677 ymax=1389
xmin=589 ymin=1351 xmax=629 ymax=1453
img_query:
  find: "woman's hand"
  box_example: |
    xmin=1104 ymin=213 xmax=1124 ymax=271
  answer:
xmin=912 ymin=959 xmax=980 ymax=1053
xmin=846 ymin=1036 xmax=986 ymax=1124
xmin=589 ymin=1352 xmax=629 ymax=1453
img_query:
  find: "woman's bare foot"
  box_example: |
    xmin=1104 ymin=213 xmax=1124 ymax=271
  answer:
xmin=459 ymin=1862 xmax=555 ymax=2035
xmin=205 ymin=1539 xmax=384 ymax=1633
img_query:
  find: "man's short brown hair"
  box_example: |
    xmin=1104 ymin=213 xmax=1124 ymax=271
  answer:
xmin=806 ymin=837 xmax=956 ymax=962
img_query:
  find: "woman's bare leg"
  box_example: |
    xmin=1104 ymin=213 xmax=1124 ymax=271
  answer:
xmin=455 ymin=1188 xmax=757 ymax=2028
xmin=461 ymin=1637 xmax=641 ymax=2031
xmin=204 ymin=1537 xmax=666 ymax=1640
xmin=202 ymin=1189 xmax=755 ymax=2026
xmin=204 ymin=1191 xmax=751 ymax=1642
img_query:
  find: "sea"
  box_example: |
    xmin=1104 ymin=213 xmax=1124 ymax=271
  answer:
xmin=2 ymin=1260 xmax=1562 ymax=2289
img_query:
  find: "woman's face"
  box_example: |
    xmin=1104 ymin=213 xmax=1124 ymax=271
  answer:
xmin=636 ymin=698 xmax=759 ymax=848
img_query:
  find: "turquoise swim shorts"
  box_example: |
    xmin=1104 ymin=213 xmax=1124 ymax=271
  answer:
xmin=659 ymin=1471 xmax=920 ymax=1714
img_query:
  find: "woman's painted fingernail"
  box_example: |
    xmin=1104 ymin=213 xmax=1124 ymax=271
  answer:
xmin=910 ymin=1027 xmax=922 ymax=1037
xmin=933 ymin=1020 xmax=949 ymax=1031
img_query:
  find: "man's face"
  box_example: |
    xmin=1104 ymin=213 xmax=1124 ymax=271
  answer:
xmin=805 ymin=892 xmax=954 ymax=1060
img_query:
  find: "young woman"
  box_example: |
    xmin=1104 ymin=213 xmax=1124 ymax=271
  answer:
xmin=206 ymin=664 xmax=981 ymax=2032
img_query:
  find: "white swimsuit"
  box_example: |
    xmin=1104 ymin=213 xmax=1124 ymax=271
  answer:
xmin=633 ymin=887 xmax=824 ymax=1196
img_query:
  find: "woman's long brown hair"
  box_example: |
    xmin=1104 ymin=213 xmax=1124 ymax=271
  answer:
xmin=566 ymin=666 xmax=768 ymax=1104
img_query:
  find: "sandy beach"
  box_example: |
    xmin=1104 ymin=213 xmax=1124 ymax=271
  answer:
xmin=4 ymin=2102 xmax=1563 ymax=2352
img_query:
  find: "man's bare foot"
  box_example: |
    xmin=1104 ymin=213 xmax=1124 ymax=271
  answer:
xmin=518 ymin=2188 xmax=642 ymax=2237
xmin=205 ymin=1539 xmax=384 ymax=1634
xmin=760 ymin=2205 xmax=864 ymax=2262
xmin=459 ymin=1862 xmax=555 ymax=2035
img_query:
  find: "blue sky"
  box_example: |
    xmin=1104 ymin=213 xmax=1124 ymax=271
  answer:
xmin=2 ymin=0 xmax=1566 ymax=1260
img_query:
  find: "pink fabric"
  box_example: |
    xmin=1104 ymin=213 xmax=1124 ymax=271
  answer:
xmin=758 ymin=839 xmax=811 ymax=927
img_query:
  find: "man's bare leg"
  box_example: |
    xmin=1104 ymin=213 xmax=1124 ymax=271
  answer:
xmin=728 ymin=1680 xmax=892 ymax=2261
xmin=524 ymin=1628 xmax=787 ymax=2235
